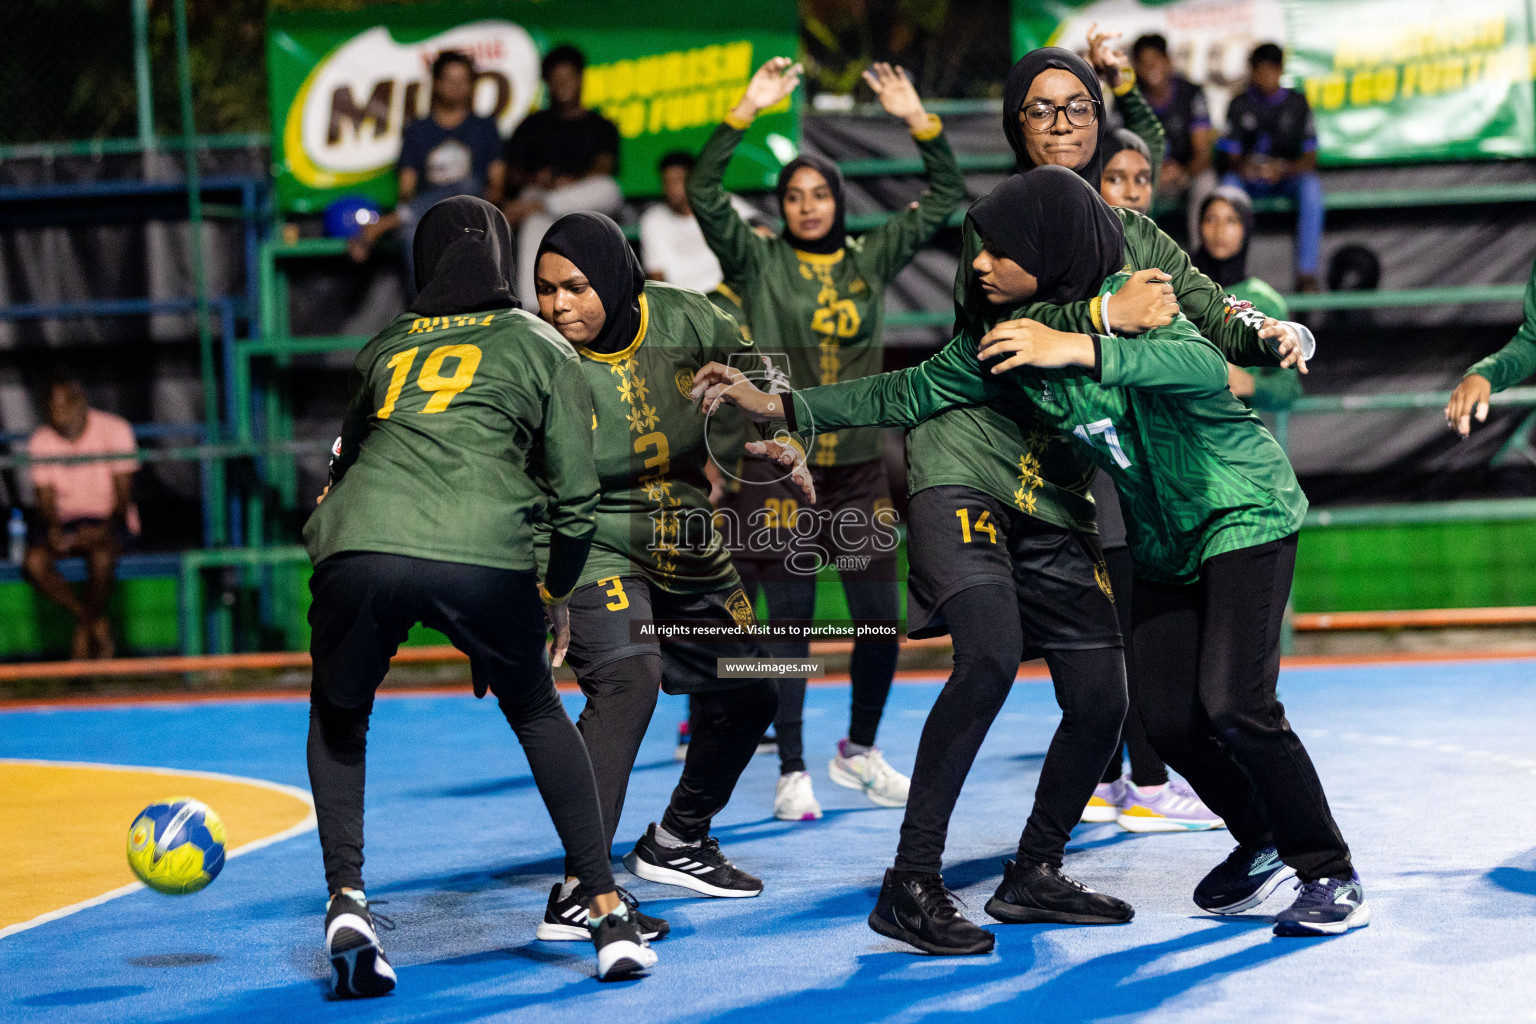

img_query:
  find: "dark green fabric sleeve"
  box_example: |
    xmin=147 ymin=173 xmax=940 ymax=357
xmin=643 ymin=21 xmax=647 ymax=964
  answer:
xmin=1116 ymin=84 xmax=1166 ymax=187
xmin=1467 ymin=259 xmax=1536 ymax=391
xmin=860 ymin=130 xmax=967 ymax=284
xmin=686 ymin=123 xmax=770 ymax=285
xmin=540 ymin=357 xmax=600 ymax=599
xmin=1098 ymin=323 xmax=1229 ymax=397
xmin=792 ymin=332 xmax=994 ymax=432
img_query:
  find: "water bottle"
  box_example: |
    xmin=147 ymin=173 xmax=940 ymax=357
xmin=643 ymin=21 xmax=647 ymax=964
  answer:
xmin=7 ymin=508 xmax=25 ymax=564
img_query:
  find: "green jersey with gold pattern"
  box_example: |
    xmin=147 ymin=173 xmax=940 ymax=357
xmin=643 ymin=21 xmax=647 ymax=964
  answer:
xmin=537 ymin=282 xmax=771 ymax=594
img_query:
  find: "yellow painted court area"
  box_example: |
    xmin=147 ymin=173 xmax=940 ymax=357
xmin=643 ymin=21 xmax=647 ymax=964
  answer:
xmin=0 ymin=761 xmax=313 ymax=932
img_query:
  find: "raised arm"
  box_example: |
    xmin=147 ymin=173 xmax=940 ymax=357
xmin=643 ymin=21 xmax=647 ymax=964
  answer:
xmin=1088 ymin=24 xmax=1165 ymax=186
xmin=687 ymin=58 xmax=801 ymax=283
xmin=857 ymin=63 xmax=967 ymax=283
xmin=539 ymin=358 xmax=600 ymax=602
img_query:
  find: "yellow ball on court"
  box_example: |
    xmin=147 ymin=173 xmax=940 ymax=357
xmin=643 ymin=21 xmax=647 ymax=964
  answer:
xmin=125 ymin=797 xmax=227 ymax=895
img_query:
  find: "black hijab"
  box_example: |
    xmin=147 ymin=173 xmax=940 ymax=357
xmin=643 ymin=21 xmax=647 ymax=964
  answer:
xmin=968 ymin=165 xmax=1125 ymax=305
xmin=535 ymin=211 xmax=646 ymax=354
xmin=409 ymin=195 xmax=517 ymax=316
xmin=1192 ymin=185 xmax=1255 ymax=289
xmin=775 ymin=153 xmax=847 ymax=255
xmin=1003 ymin=47 xmax=1109 ymax=187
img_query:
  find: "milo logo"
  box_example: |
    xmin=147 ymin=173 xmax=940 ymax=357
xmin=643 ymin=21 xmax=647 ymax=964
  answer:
xmin=283 ymin=21 xmax=540 ymax=190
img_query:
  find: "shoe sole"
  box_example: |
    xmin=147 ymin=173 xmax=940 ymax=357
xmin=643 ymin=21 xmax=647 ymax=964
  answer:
xmin=327 ymin=916 xmax=397 ymax=999
xmin=1080 ymin=802 xmax=1119 ymax=823
xmin=1116 ymin=811 xmax=1225 ymax=833
xmin=623 ymin=850 xmax=762 ymax=898
xmin=984 ymin=897 xmax=1133 ymax=926
xmin=1273 ymin=901 xmax=1371 ymax=937
xmin=538 ymin=920 xmax=666 ymax=942
xmin=1198 ymin=865 xmax=1298 ymax=915
xmin=774 ymin=807 xmax=823 ymax=821
xmin=596 ymin=940 xmax=658 ymax=981
xmin=867 ymin=908 xmax=995 ymax=956
xmin=827 ymin=760 xmax=907 ymax=807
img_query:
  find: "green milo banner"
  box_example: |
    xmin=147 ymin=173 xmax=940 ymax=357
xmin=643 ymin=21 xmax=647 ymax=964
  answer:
xmin=267 ymin=1 xmax=799 ymax=214
xmin=1012 ymin=0 xmax=1536 ymax=164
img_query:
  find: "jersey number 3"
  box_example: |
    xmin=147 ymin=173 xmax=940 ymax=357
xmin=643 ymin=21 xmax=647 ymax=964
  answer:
xmin=377 ymin=344 xmax=483 ymax=418
xmin=1072 ymin=418 xmax=1132 ymax=469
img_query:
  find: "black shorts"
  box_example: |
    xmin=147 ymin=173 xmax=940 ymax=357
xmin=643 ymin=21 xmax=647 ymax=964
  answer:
xmin=722 ymin=456 xmax=899 ymax=581
xmin=565 ymin=575 xmax=761 ymax=695
xmin=905 ymin=485 xmax=1121 ymax=652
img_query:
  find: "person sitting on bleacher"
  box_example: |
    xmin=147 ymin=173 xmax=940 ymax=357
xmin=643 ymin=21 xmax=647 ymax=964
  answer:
xmin=22 ymin=378 xmax=140 ymax=660
xmin=1217 ymin=43 xmax=1324 ymax=293
xmin=348 ymin=51 xmax=507 ymax=288
xmin=1131 ymin=33 xmax=1217 ymax=244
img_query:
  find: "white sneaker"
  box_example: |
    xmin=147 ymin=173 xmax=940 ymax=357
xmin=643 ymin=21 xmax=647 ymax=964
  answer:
xmin=774 ymin=770 xmax=823 ymax=821
xmin=828 ymin=741 xmax=910 ymax=808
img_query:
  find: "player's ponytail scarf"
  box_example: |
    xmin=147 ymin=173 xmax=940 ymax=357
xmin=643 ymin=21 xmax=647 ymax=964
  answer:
xmin=1192 ymin=185 xmax=1255 ymax=289
xmin=775 ymin=153 xmax=847 ymax=256
xmin=1003 ymin=47 xmax=1109 ymax=187
xmin=410 ymin=195 xmax=518 ymax=316
xmin=536 ymin=211 xmax=646 ymax=355
xmin=967 ymin=165 xmax=1125 ymax=306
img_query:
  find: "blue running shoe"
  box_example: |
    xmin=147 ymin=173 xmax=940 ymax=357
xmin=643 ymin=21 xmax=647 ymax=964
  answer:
xmin=1273 ymin=873 xmax=1370 ymax=936
xmin=1193 ymin=843 xmax=1296 ymax=914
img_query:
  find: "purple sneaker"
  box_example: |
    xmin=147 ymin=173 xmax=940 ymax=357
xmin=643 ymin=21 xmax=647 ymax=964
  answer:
xmin=1081 ymin=778 xmax=1126 ymax=823
xmin=1117 ymin=779 xmax=1225 ymax=832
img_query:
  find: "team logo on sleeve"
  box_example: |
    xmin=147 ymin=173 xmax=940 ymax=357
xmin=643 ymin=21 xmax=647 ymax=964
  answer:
xmin=675 ymin=368 xmax=696 ymax=399
xmin=724 ymin=588 xmax=757 ymax=631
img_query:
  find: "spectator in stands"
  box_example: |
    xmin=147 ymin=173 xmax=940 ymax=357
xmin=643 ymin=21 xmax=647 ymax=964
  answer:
xmin=502 ymin=44 xmax=623 ymax=306
xmin=23 ymin=379 xmax=140 ymax=660
xmin=1131 ymin=33 xmax=1216 ymax=242
xmin=638 ymin=151 xmax=763 ymax=292
xmin=349 ymin=51 xmax=506 ymax=286
xmin=1217 ymin=43 xmax=1324 ymax=292
xmin=1192 ymin=186 xmax=1303 ymax=413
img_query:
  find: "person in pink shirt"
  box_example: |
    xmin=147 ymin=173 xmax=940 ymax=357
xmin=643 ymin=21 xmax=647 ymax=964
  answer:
xmin=24 ymin=379 xmax=139 ymax=659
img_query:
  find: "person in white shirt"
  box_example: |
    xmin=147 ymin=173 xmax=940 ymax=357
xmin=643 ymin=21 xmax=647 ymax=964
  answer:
xmin=639 ymin=151 xmax=762 ymax=292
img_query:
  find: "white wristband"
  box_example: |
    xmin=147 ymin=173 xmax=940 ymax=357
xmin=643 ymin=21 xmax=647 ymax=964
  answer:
xmin=1102 ymin=292 xmax=1115 ymax=337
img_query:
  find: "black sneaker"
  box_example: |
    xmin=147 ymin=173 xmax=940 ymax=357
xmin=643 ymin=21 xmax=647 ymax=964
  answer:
xmin=324 ymin=891 xmax=397 ymax=999
xmin=536 ymin=881 xmax=670 ymax=941
xmin=589 ymin=904 xmax=657 ymax=981
xmin=1272 ymin=873 xmax=1370 ymax=937
xmin=622 ymin=823 xmax=763 ymax=897
xmin=984 ymin=859 xmax=1134 ymax=925
xmin=868 ymin=869 xmax=995 ymax=956
xmin=1193 ymin=843 xmax=1297 ymax=915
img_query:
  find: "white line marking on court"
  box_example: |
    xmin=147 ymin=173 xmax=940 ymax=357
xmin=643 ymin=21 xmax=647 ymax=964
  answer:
xmin=0 ymin=758 xmax=316 ymax=941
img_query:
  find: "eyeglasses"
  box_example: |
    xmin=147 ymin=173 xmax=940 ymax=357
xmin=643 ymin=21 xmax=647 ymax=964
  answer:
xmin=1020 ymin=98 xmax=1099 ymax=132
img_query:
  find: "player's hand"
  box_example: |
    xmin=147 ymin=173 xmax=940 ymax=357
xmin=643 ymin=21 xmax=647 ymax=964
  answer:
xmin=1109 ymin=269 xmax=1178 ymax=332
xmin=1446 ymin=374 xmax=1492 ymax=437
xmin=978 ymin=320 xmax=1096 ymax=373
xmin=1259 ymin=318 xmax=1309 ymax=374
xmin=862 ymin=62 xmax=926 ymax=129
xmin=745 ymin=438 xmax=817 ymax=504
xmin=1086 ymin=23 xmax=1131 ymax=88
xmin=691 ymin=360 xmax=786 ymax=422
xmin=544 ymin=598 xmax=571 ymax=668
xmin=316 ymin=484 xmax=330 ymax=506
xmin=737 ymin=57 xmax=802 ymax=120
